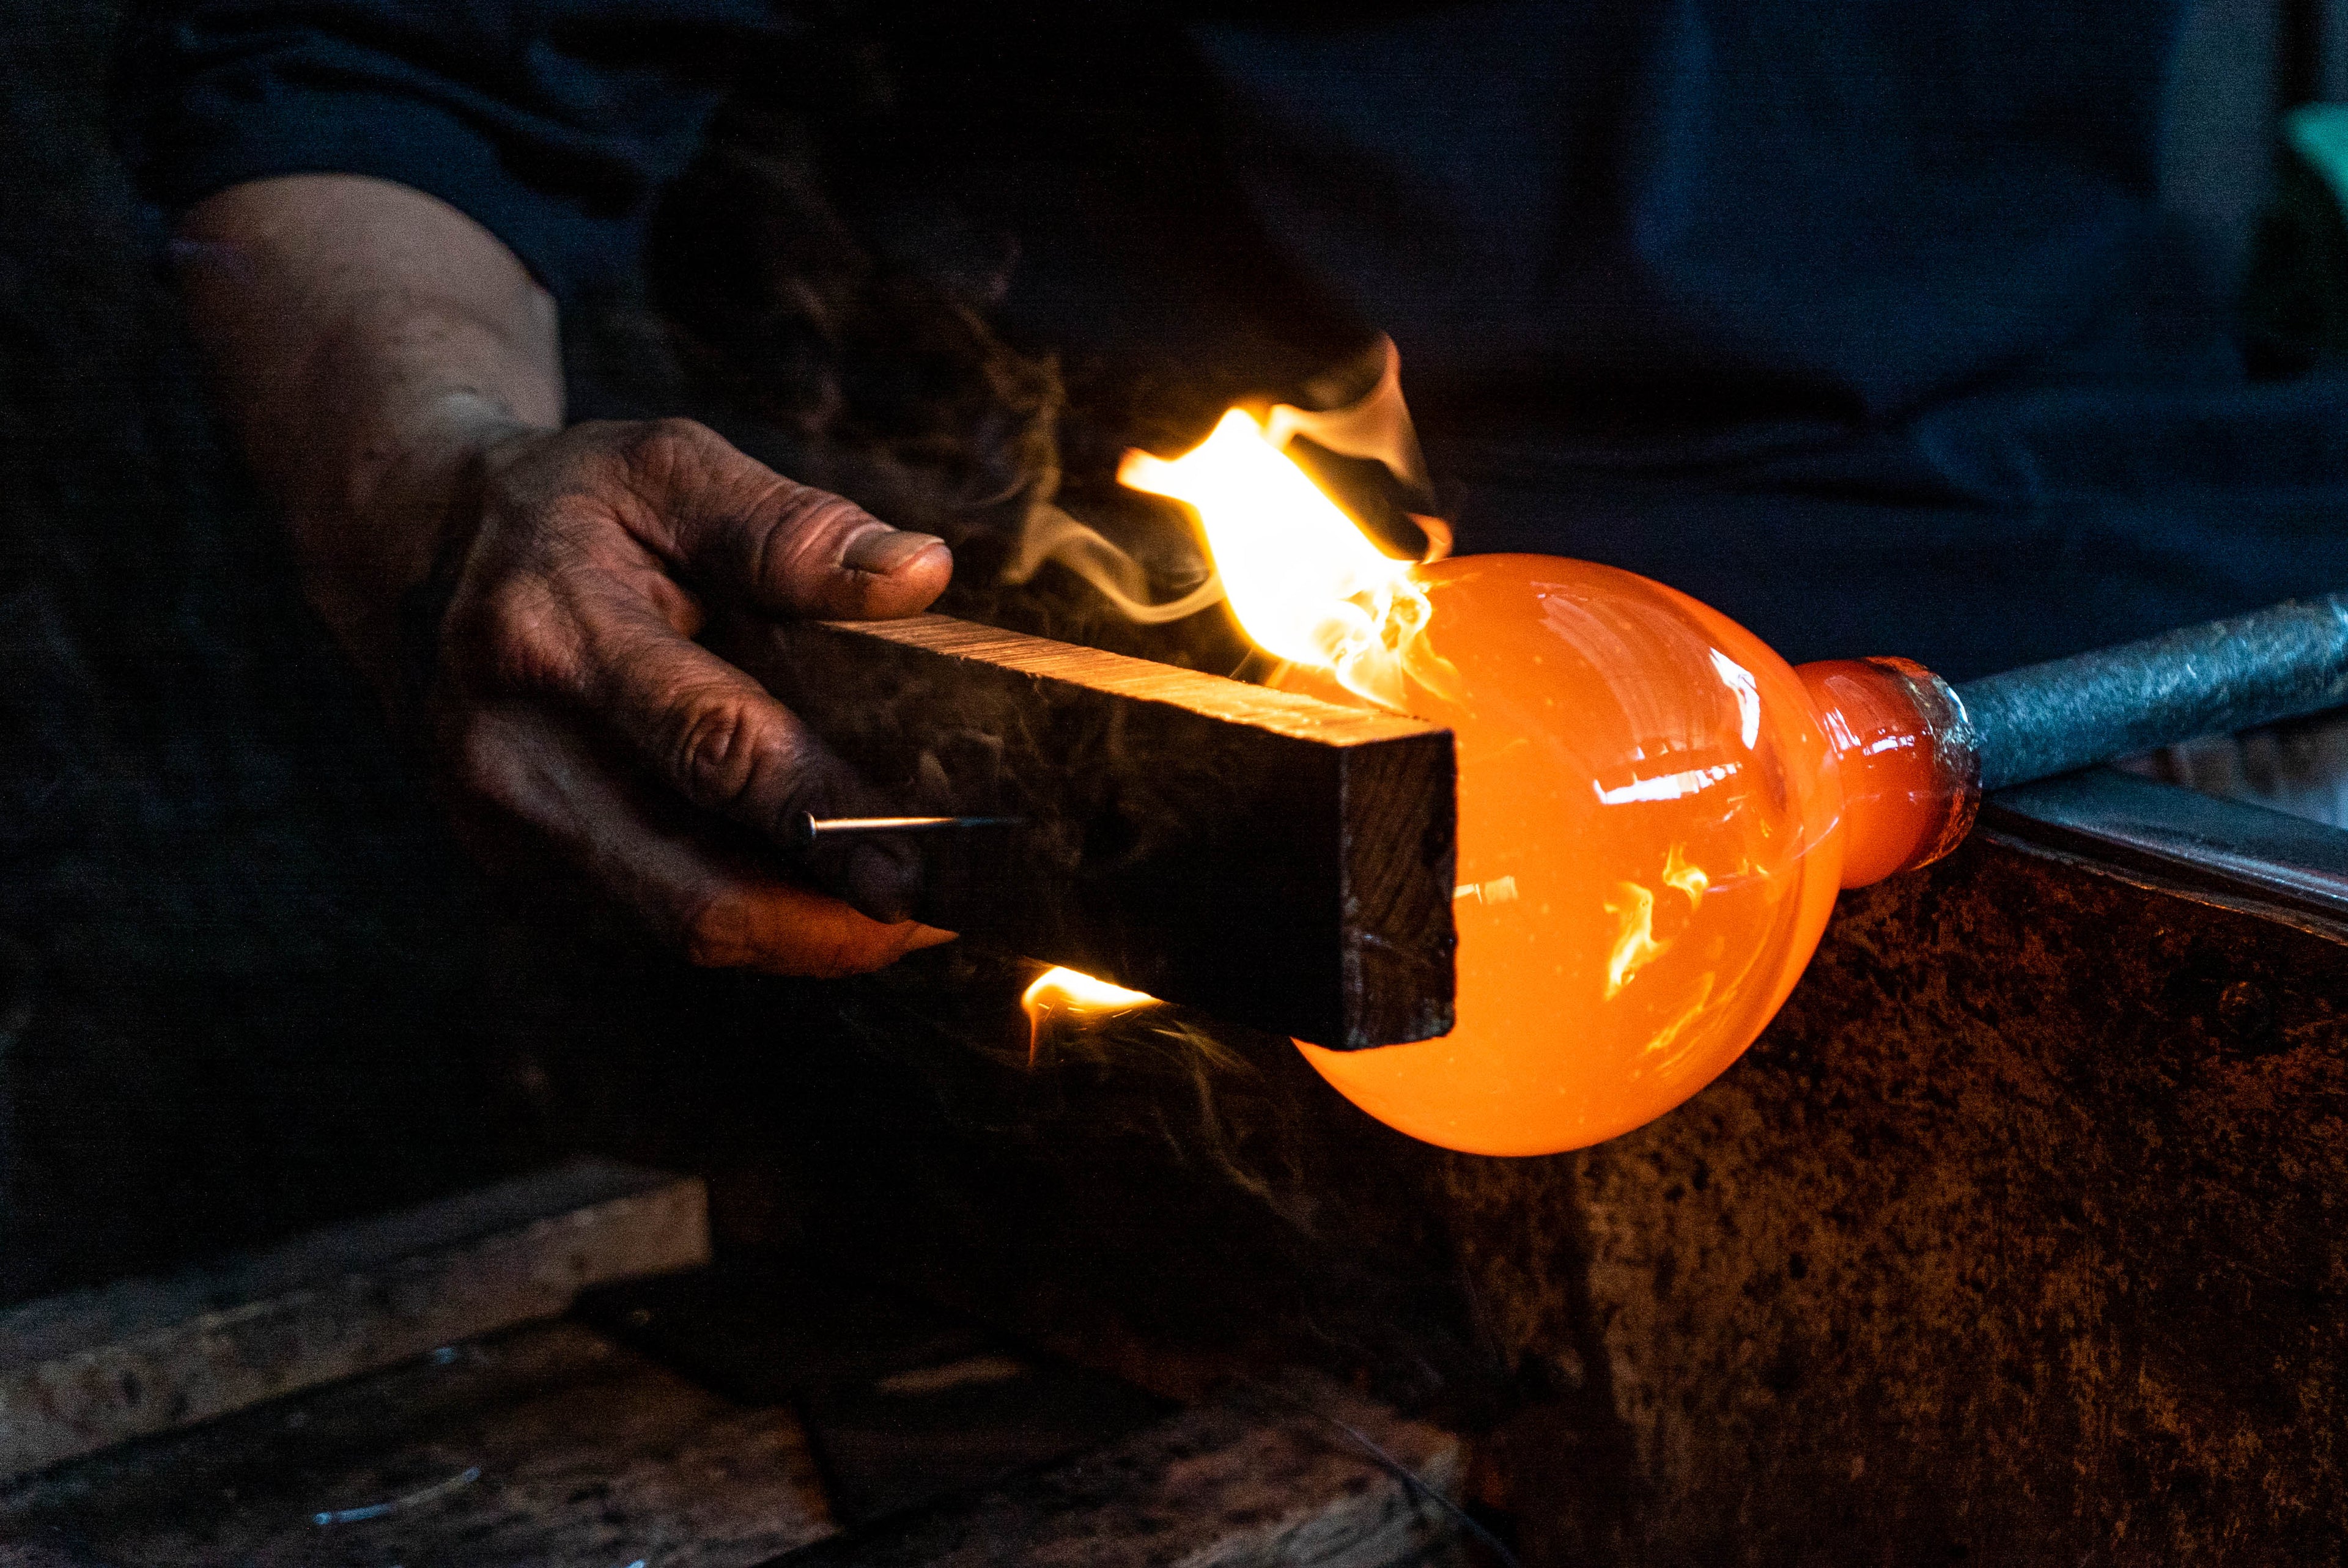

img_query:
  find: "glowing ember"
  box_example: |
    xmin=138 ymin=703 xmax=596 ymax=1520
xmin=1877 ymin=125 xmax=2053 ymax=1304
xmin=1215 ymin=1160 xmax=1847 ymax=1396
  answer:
xmin=1021 ymin=966 xmax=1159 ymax=1058
xmin=1120 ymin=394 xmax=1971 ymax=1157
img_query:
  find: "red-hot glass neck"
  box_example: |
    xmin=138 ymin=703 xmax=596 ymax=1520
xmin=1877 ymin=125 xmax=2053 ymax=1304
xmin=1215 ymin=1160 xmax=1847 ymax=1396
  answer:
xmin=1797 ymin=657 xmax=1982 ymax=888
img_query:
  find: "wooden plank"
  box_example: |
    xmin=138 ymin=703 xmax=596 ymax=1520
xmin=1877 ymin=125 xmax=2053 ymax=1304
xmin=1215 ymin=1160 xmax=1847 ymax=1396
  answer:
xmin=0 ymin=1320 xmax=830 ymax=1567
xmin=761 ymin=1377 xmax=1464 ymax=1568
xmin=0 ymin=1162 xmax=709 ymax=1479
xmin=720 ymin=613 xmax=1456 ymax=1048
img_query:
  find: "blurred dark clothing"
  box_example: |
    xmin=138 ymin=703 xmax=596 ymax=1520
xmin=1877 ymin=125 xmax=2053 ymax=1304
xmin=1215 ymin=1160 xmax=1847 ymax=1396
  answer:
xmin=120 ymin=0 xmax=2348 ymax=674
xmin=0 ymin=0 xmax=554 ymax=1303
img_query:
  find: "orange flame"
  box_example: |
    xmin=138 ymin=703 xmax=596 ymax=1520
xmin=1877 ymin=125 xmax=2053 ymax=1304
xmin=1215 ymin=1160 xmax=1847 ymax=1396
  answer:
xmin=1117 ymin=410 xmax=1450 ymax=713
xmin=1021 ymin=965 xmax=1159 ymax=1059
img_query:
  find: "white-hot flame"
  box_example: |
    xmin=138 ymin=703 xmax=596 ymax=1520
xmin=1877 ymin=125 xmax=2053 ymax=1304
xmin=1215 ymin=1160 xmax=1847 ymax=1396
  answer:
xmin=1021 ymin=965 xmax=1160 ymax=1061
xmin=1021 ymin=966 xmax=1159 ymax=1014
xmin=1117 ymin=408 xmax=1444 ymax=711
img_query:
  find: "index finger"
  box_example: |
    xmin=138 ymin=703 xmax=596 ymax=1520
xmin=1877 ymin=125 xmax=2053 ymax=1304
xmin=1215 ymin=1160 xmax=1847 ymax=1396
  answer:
xmin=607 ymin=420 xmax=953 ymax=620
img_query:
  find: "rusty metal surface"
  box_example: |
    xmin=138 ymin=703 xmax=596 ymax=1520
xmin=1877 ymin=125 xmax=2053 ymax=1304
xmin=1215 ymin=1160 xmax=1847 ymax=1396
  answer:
xmin=1519 ymin=827 xmax=2348 ymax=1562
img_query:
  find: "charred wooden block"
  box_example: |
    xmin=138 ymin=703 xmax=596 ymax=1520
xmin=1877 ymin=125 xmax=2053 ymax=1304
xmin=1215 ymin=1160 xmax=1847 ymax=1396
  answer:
xmin=722 ymin=614 xmax=1456 ymax=1048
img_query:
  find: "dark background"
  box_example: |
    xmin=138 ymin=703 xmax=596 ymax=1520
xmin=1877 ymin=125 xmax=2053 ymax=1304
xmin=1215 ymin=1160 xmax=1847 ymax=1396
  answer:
xmin=4 ymin=0 xmax=563 ymax=1298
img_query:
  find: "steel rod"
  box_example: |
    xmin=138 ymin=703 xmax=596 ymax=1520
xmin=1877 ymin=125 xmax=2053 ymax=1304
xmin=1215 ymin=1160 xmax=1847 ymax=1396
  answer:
xmin=1956 ymin=593 xmax=2348 ymax=791
xmin=791 ymin=812 xmax=1022 ymax=853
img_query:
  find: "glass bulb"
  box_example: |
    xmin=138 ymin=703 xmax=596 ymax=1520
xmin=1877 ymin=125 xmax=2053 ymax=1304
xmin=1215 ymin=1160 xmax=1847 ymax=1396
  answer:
xmin=1291 ymin=554 xmax=1971 ymax=1156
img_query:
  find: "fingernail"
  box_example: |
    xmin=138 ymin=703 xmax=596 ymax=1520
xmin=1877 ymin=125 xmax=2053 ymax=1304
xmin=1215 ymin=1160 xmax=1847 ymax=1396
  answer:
xmin=846 ymin=842 xmax=917 ymax=922
xmin=843 ymin=528 xmax=947 ymax=575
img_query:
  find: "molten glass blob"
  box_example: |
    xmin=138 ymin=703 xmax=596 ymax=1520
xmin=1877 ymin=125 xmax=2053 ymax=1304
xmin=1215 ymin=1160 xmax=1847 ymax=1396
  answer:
xmin=1287 ymin=557 xmax=1973 ymax=1156
xmin=1120 ymin=401 xmax=1975 ymax=1156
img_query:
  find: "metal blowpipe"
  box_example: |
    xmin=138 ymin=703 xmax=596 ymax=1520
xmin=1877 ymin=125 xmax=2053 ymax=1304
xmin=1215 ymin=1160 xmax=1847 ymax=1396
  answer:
xmin=1956 ymin=594 xmax=2348 ymax=790
xmin=791 ymin=812 xmax=1022 ymax=854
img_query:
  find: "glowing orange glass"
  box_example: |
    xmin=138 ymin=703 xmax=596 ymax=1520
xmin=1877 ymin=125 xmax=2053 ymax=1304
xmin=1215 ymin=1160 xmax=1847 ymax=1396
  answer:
xmin=1290 ymin=558 xmax=1977 ymax=1154
xmin=1124 ymin=416 xmax=1974 ymax=1157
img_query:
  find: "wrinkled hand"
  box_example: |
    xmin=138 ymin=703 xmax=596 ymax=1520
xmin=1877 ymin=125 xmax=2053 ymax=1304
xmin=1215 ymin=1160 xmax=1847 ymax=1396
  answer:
xmin=421 ymin=416 xmax=956 ymax=977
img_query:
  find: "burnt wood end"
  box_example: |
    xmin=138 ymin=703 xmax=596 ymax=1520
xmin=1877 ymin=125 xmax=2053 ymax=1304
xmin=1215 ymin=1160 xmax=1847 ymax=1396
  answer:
xmin=719 ymin=614 xmax=1456 ymax=1048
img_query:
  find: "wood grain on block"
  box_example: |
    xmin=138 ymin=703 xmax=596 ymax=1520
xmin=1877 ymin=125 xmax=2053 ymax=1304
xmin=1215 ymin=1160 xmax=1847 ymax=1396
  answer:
xmin=0 ymin=1161 xmax=708 ymax=1479
xmin=762 ymin=1375 xmax=1464 ymax=1567
xmin=722 ymin=614 xmax=1457 ymax=1047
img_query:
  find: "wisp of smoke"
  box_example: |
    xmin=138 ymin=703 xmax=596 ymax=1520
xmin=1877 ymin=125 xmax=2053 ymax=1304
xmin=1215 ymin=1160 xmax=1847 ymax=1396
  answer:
xmin=999 ymin=502 xmax=1224 ymax=624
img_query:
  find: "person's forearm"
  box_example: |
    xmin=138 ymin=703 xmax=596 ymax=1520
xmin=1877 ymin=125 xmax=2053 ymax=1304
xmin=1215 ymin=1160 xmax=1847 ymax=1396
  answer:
xmin=175 ymin=174 xmax=562 ymax=690
xmin=173 ymin=173 xmax=957 ymax=970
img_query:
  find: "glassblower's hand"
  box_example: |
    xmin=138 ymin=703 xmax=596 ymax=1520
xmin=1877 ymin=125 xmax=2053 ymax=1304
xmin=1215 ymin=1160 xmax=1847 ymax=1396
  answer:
xmin=420 ymin=416 xmax=957 ymax=976
xmin=176 ymin=177 xmax=951 ymax=976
